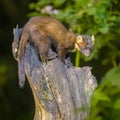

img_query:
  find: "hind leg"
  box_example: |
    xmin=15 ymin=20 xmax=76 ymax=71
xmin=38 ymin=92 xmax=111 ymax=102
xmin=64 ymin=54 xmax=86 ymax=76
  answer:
xmin=32 ymin=34 xmax=51 ymax=63
xmin=38 ymin=38 xmax=51 ymax=63
xmin=38 ymin=44 xmax=57 ymax=62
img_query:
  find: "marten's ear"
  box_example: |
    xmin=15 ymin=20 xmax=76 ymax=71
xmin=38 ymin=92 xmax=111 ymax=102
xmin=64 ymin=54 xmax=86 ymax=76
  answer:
xmin=91 ymin=35 xmax=95 ymax=44
xmin=76 ymin=36 xmax=83 ymax=44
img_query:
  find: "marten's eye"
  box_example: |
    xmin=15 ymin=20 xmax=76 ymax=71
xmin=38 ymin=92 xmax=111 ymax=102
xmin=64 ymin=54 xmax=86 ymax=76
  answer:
xmin=77 ymin=36 xmax=83 ymax=44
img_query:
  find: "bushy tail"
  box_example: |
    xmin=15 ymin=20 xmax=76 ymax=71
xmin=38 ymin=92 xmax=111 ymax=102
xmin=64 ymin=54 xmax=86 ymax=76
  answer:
xmin=18 ymin=31 xmax=29 ymax=88
xmin=18 ymin=31 xmax=29 ymax=60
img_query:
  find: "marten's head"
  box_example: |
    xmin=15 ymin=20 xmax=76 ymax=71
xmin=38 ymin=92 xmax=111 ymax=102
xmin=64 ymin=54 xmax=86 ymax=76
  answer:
xmin=74 ymin=35 xmax=95 ymax=56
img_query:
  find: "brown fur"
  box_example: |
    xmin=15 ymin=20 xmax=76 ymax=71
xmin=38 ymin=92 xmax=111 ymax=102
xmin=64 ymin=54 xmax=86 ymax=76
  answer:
xmin=18 ymin=16 xmax=77 ymax=63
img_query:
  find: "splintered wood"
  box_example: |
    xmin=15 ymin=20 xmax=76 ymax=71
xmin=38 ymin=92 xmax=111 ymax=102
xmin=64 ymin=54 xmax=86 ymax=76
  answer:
xmin=12 ymin=26 xmax=97 ymax=120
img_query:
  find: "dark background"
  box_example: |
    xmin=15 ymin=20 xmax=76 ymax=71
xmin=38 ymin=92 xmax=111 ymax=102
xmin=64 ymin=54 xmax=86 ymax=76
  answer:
xmin=0 ymin=0 xmax=35 ymax=119
xmin=0 ymin=0 xmax=120 ymax=120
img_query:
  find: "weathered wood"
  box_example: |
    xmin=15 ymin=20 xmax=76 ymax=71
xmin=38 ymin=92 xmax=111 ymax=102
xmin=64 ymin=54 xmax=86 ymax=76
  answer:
xmin=12 ymin=25 xmax=97 ymax=120
xmin=12 ymin=25 xmax=22 ymax=60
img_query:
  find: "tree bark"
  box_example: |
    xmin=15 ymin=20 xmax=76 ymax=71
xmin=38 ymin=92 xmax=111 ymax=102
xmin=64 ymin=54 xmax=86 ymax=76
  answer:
xmin=12 ymin=25 xmax=97 ymax=120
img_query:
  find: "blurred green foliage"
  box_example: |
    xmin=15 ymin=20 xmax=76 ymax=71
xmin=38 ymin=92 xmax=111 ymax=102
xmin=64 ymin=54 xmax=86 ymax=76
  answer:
xmin=90 ymin=67 xmax=120 ymax=120
xmin=27 ymin=0 xmax=120 ymax=119
xmin=0 ymin=0 xmax=120 ymax=119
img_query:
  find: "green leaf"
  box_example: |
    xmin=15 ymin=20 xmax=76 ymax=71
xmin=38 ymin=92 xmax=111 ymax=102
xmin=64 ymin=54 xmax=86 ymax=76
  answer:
xmin=29 ymin=3 xmax=36 ymax=10
xmin=103 ymin=67 xmax=120 ymax=87
xmin=91 ymin=89 xmax=110 ymax=107
xmin=98 ymin=23 xmax=109 ymax=34
xmin=109 ymin=16 xmax=117 ymax=21
xmin=87 ymin=7 xmax=96 ymax=15
xmin=53 ymin=0 xmax=66 ymax=7
xmin=114 ymin=98 xmax=120 ymax=110
xmin=75 ymin=0 xmax=91 ymax=7
xmin=37 ymin=0 xmax=52 ymax=7
xmin=116 ymin=16 xmax=120 ymax=23
xmin=27 ymin=12 xmax=41 ymax=17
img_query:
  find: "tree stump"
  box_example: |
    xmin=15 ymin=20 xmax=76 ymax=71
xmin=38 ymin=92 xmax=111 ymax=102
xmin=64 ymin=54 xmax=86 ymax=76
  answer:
xmin=12 ymin=25 xmax=97 ymax=120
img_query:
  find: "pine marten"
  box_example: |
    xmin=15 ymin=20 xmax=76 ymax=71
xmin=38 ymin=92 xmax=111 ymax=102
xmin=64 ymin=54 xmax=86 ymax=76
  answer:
xmin=17 ymin=16 xmax=95 ymax=87
xmin=18 ymin=16 xmax=94 ymax=63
